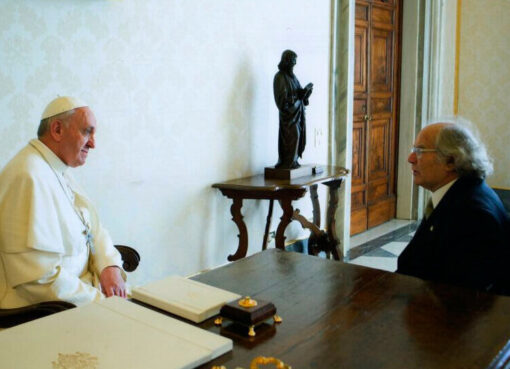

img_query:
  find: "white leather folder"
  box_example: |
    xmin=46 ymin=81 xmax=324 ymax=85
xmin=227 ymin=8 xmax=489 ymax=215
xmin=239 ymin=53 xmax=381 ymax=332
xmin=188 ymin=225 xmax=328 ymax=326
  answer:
xmin=0 ymin=297 xmax=232 ymax=369
xmin=132 ymin=275 xmax=241 ymax=323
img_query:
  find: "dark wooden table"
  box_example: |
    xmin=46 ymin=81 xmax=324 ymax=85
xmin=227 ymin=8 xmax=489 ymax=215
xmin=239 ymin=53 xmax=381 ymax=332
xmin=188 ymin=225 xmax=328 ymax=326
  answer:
xmin=191 ymin=249 xmax=510 ymax=369
xmin=212 ymin=166 xmax=349 ymax=261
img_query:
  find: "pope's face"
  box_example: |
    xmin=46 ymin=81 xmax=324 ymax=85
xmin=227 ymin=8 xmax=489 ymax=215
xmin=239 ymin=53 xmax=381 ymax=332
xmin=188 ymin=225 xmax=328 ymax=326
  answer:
xmin=60 ymin=107 xmax=96 ymax=167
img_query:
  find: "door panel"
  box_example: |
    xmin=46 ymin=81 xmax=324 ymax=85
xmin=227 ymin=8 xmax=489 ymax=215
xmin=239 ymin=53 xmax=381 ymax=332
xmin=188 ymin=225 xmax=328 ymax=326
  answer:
xmin=368 ymin=179 xmax=389 ymax=203
xmin=371 ymin=29 xmax=393 ymax=91
xmin=355 ymin=2 xmax=369 ymax=20
xmin=354 ymin=27 xmax=368 ymax=93
xmin=373 ymin=0 xmax=394 ymax=5
xmin=368 ymin=118 xmax=390 ymax=178
xmin=371 ymin=96 xmax=392 ymax=116
xmin=354 ymin=98 xmax=369 ymax=116
xmin=372 ymin=6 xmax=394 ymax=24
xmin=352 ymin=122 xmax=366 ymax=183
xmin=351 ymin=0 xmax=401 ymax=235
xmin=368 ymin=197 xmax=396 ymax=229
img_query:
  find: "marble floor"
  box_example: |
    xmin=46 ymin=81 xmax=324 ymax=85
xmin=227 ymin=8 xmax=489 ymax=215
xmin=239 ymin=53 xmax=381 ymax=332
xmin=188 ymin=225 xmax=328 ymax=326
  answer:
xmin=346 ymin=220 xmax=418 ymax=272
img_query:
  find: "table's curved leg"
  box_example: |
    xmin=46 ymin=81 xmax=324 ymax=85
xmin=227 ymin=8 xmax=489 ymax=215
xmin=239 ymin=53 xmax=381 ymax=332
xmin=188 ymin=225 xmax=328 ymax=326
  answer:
xmin=293 ymin=208 xmax=327 ymax=257
xmin=262 ymin=199 xmax=274 ymax=250
xmin=310 ymin=184 xmax=320 ymax=228
xmin=292 ymin=209 xmax=322 ymax=238
xmin=227 ymin=197 xmax=248 ymax=261
xmin=275 ymin=198 xmax=294 ymax=250
xmin=324 ymin=178 xmax=344 ymax=260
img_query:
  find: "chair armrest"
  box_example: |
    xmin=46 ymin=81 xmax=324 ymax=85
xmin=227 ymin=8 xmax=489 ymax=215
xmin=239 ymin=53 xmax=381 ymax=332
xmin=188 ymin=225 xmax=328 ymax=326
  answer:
xmin=114 ymin=245 xmax=140 ymax=272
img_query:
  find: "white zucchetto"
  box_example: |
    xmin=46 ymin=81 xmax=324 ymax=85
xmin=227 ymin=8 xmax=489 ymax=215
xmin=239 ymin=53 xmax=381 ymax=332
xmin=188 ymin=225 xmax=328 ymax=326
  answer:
xmin=41 ymin=96 xmax=88 ymax=120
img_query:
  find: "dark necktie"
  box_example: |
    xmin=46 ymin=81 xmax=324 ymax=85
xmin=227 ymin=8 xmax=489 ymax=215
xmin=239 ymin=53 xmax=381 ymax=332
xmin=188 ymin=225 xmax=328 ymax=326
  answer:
xmin=424 ymin=198 xmax=434 ymax=219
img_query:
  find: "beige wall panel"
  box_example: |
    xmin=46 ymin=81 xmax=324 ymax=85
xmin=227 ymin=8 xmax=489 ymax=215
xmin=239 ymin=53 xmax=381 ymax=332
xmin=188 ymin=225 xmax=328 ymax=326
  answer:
xmin=458 ymin=0 xmax=510 ymax=187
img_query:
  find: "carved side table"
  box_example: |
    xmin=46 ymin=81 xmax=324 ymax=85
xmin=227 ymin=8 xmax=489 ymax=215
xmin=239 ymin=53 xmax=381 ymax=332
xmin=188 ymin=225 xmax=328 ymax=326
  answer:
xmin=212 ymin=166 xmax=348 ymax=261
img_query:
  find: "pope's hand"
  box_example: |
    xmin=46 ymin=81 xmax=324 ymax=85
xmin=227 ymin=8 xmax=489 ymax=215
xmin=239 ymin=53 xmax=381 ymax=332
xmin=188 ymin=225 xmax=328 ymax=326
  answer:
xmin=100 ymin=266 xmax=127 ymax=298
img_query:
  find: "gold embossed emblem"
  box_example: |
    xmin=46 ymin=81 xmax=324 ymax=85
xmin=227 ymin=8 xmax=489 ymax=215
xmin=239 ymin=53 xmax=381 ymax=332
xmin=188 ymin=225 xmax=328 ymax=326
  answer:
xmin=238 ymin=296 xmax=258 ymax=308
xmin=52 ymin=352 xmax=98 ymax=369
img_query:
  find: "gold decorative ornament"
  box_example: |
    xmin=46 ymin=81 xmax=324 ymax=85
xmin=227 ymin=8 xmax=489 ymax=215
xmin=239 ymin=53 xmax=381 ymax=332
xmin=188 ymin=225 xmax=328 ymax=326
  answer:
xmin=239 ymin=296 xmax=258 ymax=308
xmin=210 ymin=356 xmax=291 ymax=369
xmin=248 ymin=325 xmax=256 ymax=337
xmin=273 ymin=314 xmax=282 ymax=323
xmin=250 ymin=356 xmax=292 ymax=369
xmin=214 ymin=317 xmax=223 ymax=326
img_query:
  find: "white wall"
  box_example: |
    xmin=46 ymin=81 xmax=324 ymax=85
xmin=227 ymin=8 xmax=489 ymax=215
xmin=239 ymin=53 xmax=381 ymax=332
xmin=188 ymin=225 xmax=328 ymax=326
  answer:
xmin=0 ymin=0 xmax=332 ymax=285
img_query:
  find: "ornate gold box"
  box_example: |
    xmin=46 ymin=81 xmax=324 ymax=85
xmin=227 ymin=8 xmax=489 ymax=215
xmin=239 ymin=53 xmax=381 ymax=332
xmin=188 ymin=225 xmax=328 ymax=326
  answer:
xmin=218 ymin=297 xmax=281 ymax=337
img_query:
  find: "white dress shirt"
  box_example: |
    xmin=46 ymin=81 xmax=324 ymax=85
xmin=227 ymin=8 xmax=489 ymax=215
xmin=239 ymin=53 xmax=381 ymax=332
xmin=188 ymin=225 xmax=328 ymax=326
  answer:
xmin=431 ymin=178 xmax=458 ymax=209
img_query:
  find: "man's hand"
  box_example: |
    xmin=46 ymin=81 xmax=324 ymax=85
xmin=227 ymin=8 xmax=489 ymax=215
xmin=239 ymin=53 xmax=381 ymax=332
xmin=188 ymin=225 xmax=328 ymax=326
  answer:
xmin=99 ymin=266 xmax=126 ymax=298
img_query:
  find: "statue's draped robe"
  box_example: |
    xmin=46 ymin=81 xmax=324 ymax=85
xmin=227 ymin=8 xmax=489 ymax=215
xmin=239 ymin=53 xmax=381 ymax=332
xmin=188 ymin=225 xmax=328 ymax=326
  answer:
xmin=0 ymin=139 xmax=124 ymax=308
xmin=273 ymin=70 xmax=306 ymax=168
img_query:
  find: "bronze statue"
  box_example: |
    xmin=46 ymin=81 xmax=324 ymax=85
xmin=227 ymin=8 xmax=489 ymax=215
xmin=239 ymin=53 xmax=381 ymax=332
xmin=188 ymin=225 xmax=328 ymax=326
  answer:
xmin=273 ymin=50 xmax=313 ymax=169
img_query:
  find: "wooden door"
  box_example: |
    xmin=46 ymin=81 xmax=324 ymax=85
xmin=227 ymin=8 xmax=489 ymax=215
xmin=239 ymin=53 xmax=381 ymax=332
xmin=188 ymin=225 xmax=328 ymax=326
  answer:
xmin=351 ymin=0 xmax=401 ymax=235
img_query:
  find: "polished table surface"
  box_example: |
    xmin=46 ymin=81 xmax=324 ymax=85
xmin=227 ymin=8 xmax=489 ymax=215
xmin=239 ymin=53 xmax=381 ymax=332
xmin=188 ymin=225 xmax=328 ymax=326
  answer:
xmin=190 ymin=249 xmax=510 ymax=369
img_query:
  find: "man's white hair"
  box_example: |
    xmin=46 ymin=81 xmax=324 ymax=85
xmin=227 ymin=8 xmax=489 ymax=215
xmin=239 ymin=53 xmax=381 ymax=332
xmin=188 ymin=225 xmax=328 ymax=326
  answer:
xmin=429 ymin=116 xmax=493 ymax=179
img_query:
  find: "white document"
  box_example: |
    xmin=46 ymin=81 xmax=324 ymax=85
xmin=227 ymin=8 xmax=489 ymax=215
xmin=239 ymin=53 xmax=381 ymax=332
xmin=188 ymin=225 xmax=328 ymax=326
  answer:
xmin=132 ymin=275 xmax=241 ymax=323
xmin=0 ymin=297 xmax=232 ymax=369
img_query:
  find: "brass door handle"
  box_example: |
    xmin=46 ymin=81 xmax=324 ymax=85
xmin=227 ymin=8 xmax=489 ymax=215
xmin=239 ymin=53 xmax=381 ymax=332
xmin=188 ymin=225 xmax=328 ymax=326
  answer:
xmin=363 ymin=115 xmax=373 ymax=121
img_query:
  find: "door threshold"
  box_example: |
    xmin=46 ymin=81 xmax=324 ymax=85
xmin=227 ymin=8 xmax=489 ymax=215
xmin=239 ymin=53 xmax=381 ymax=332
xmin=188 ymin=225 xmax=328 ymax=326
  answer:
xmin=347 ymin=219 xmax=416 ymax=260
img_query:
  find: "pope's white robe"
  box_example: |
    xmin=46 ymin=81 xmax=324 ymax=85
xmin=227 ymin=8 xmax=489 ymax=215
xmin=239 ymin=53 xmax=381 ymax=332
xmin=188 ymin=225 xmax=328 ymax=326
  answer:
xmin=0 ymin=139 xmax=125 ymax=308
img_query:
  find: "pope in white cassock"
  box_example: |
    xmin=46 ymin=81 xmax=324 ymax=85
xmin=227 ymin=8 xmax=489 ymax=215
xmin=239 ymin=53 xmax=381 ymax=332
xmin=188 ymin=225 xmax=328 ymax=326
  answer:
xmin=0 ymin=97 xmax=127 ymax=308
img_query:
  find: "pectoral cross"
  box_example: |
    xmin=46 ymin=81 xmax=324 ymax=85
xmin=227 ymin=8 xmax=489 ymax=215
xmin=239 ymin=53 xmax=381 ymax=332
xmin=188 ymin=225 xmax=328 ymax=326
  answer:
xmin=83 ymin=228 xmax=95 ymax=255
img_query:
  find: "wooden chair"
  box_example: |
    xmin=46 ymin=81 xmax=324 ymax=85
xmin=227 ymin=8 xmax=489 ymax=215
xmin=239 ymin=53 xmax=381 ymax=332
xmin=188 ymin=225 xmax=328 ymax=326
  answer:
xmin=0 ymin=245 xmax=140 ymax=328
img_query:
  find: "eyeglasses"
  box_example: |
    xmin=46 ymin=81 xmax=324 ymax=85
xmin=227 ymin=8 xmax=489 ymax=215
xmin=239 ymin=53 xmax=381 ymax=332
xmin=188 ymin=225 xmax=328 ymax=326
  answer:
xmin=410 ymin=147 xmax=437 ymax=156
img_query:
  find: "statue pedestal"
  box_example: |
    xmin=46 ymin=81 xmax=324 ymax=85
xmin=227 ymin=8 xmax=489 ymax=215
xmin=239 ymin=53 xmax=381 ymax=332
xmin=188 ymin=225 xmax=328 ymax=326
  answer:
xmin=264 ymin=164 xmax=322 ymax=180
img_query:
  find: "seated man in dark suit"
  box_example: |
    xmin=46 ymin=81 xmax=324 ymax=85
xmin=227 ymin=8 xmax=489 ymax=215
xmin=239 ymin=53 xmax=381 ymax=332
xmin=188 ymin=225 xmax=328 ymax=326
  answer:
xmin=397 ymin=119 xmax=510 ymax=295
